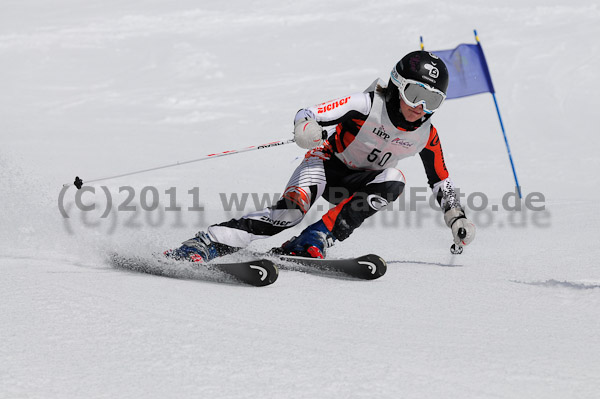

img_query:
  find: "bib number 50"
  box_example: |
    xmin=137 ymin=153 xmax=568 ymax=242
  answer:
xmin=367 ymin=149 xmax=392 ymax=166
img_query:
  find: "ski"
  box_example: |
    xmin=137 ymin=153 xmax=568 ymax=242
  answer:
xmin=109 ymin=254 xmax=278 ymax=287
xmin=268 ymin=253 xmax=387 ymax=280
xmin=213 ymin=259 xmax=279 ymax=287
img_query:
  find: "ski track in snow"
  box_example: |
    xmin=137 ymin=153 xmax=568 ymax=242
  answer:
xmin=511 ymin=279 xmax=600 ymax=290
xmin=387 ymin=259 xmax=464 ymax=268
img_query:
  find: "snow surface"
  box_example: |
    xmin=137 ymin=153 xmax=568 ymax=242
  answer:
xmin=1 ymin=0 xmax=599 ymax=398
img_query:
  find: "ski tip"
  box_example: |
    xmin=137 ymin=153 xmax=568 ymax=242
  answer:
xmin=249 ymin=259 xmax=279 ymax=287
xmin=357 ymin=254 xmax=387 ymax=280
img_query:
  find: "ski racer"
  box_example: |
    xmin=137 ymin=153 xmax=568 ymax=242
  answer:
xmin=165 ymin=51 xmax=476 ymax=261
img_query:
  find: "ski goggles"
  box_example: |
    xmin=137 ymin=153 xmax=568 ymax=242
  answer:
xmin=391 ymin=75 xmax=446 ymax=114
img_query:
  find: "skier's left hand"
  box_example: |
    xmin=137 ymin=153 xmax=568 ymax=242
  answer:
xmin=444 ymin=207 xmax=476 ymax=246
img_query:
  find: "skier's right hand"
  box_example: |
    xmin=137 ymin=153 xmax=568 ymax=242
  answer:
xmin=294 ymin=117 xmax=327 ymax=149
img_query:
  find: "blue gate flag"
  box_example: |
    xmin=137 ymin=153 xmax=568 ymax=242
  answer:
xmin=428 ymin=30 xmax=522 ymax=198
xmin=433 ymin=44 xmax=495 ymax=99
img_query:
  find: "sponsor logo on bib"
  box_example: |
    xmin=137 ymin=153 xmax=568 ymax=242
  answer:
xmin=372 ymin=125 xmax=390 ymax=141
xmin=391 ymin=137 xmax=413 ymax=148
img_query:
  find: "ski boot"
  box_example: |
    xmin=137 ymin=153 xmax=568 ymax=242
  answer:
xmin=271 ymin=219 xmax=336 ymax=258
xmin=164 ymin=231 xmax=238 ymax=263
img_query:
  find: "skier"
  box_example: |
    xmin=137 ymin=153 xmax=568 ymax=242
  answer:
xmin=165 ymin=50 xmax=476 ymax=262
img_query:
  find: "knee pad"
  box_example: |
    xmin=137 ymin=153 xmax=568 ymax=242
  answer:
xmin=280 ymin=186 xmax=312 ymax=213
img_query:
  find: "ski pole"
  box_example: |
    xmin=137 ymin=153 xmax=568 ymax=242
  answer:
xmin=65 ymin=138 xmax=296 ymax=189
xmin=450 ymin=228 xmax=467 ymax=255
